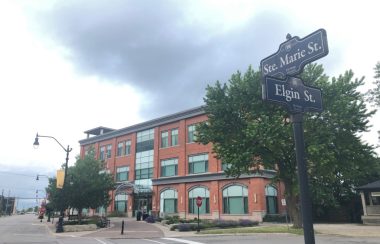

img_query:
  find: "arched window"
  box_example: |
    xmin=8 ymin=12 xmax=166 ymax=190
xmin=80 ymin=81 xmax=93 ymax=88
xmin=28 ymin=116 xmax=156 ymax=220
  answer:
xmin=115 ymin=193 xmax=128 ymax=213
xmin=160 ymin=189 xmax=178 ymax=214
xmin=188 ymin=187 xmax=210 ymax=214
xmin=223 ymin=184 xmax=248 ymax=214
xmin=265 ymin=185 xmax=278 ymax=214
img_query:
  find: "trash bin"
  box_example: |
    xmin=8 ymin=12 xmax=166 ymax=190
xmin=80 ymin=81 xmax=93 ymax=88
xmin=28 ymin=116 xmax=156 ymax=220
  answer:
xmin=136 ymin=211 xmax=142 ymax=221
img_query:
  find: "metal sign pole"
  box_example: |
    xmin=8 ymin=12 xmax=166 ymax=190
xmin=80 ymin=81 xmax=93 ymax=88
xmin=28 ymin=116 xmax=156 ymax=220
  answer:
xmin=291 ymin=113 xmax=315 ymax=244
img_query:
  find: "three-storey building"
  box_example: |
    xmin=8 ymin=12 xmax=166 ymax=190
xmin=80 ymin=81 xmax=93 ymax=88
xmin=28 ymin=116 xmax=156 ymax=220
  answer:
xmin=79 ymin=106 xmax=285 ymax=221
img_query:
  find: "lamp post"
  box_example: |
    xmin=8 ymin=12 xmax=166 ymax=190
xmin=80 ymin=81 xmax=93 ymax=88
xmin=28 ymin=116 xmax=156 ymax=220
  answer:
xmin=33 ymin=133 xmax=72 ymax=233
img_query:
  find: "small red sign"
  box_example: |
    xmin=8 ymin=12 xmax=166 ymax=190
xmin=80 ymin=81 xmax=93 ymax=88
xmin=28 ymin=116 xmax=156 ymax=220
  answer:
xmin=196 ymin=196 xmax=203 ymax=207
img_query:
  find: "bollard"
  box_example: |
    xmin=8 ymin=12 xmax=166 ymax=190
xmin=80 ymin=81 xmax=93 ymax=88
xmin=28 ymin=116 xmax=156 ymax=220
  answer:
xmin=121 ymin=220 xmax=124 ymax=235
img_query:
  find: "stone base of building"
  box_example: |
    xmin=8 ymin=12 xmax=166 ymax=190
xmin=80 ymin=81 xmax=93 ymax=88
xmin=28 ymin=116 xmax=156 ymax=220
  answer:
xmin=362 ymin=215 xmax=380 ymax=225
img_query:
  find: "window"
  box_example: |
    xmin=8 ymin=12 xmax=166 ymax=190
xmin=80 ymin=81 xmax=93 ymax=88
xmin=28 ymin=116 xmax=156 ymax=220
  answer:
xmin=106 ymin=145 xmax=112 ymax=158
xmin=135 ymin=150 xmax=154 ymax=180
xmin=265 ymin=185 xmax=278 ymax=214
xmin=125 ymin=140 xmax=131 ymax=155
xmin=136 ymin=129 xmax=154 ymax=152
xmin=137 ymin=129 xmax=154 ymax=142
xmin=117 ymin=142 xmax=124 ymax=157
xmin=161 ymin=131 xmax=169 ymax=148
xmin=99 ymin=146 xmax=105 ymax=161
xmin=160 ymin=189 xmax=178 ymax=214
xmin=189 ymin=154 xmax=208 ymax=174
xmin=222 ymin=162 xmax=232 ymax=171
xmin=188 ymin=124 xmax=197 ymax=143
xmin=161 ymin=158 xmax=178 ymax=177
xmin=115 ymin=194 xmax=128 ymax=213
xmin=116 ymin=166 xmax=129 ymax=182
xmin=188 ymin=187 xmax=210 ymax=214
xmin=171 ymin=128 xmax=178 ymax=146
xmin=223 ymin=185 xmax=248 ymax=214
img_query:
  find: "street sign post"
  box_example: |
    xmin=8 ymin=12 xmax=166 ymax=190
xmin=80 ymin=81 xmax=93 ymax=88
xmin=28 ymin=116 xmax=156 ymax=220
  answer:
xmin=261 ymin=29 xmax=328 ymax=244
xmin=196 ymin=196 xmax=202 ymax=232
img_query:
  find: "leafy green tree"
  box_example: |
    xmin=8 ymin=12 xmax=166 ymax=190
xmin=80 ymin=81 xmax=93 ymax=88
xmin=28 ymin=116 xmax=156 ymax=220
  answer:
xmin=65 ymin=149 xmax=114 ymax=223
xmin=197 ymin=64 xmax=380 ymax=228
xmin=368 ymin=62 xmax=380 ymax=107
xmin=46 ymin=177 xmax=69 ymax=213
xmin=46 ymin=148 xmax=115 ymax=223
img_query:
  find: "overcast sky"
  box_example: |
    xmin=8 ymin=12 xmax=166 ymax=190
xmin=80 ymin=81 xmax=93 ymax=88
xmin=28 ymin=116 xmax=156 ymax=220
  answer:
xmin=1 ymin=0 xmax=379 ymax=209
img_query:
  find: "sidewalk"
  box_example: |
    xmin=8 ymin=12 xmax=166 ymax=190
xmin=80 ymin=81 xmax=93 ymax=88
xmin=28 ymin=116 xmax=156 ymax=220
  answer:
xmin=44 ymin=217 xmax=380 ymax=239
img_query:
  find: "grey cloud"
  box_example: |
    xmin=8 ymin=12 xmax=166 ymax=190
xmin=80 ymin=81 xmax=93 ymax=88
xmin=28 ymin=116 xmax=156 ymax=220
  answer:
xmin=31 ymin=1 xmax=299 ymax=119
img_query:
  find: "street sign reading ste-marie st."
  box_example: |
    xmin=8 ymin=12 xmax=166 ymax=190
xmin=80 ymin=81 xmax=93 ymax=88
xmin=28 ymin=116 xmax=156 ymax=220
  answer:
xmin=261 ymin=29 xmax=328 ymax=79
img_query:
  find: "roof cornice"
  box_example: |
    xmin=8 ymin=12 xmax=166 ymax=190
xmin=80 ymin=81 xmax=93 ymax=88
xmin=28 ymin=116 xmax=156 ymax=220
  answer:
xmin=79 ymin=105 xmax=206 ymax=145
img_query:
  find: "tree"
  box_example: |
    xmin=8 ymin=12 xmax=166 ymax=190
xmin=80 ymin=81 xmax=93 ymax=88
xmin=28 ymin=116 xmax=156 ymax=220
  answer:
xmin=46 ymin=148 xmax=115 ymax=223
xmin=368 ymin=62 xmax=380 ymax=107
xmin=197 ymin=64 xmax=380 ymax=228
xmin=65 ymin=149 xmax=115 ymax=223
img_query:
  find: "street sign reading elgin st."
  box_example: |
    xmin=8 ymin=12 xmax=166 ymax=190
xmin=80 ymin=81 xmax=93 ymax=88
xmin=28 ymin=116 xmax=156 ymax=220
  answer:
xmin=261 ymin=29 xmax=328 ymax=79
xmin=264 ymin=76 xmax=322 ymax=113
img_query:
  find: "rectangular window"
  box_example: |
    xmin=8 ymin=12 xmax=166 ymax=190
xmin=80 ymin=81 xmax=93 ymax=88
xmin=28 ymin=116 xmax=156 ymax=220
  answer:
xmin=106 ymin=145 xmax=112 ymax=158
xmin=188 ymin=154 xmax=208 ymax=174
xmin=137 ymin=129 xmax=154 ymax=143
xmin=188 ymin=124 xmax=197 ymax=143
xmin=135 ymin=167 xmax=153 ymax=180
xmin=171 ymin=128 xmax=178 ymax=146
xmin=136 ymin=129 xmax=154 ymax=152
xmin=117 ymin=142 xmax=124 ymax=157
xmin=99 ymin=146 xmax=105 ymax=160
xmin=164 ymin=199 xmax=178 ymax=213
xmin=161 ymin=158 xmax=178 ymax=177
xmin=116 ymin=166 xmax=129 ymax=182
xmin=222 ymin=162 xmax=232 ymax=171
xmin=125 ymin=140 xmax=131 ymax=155
xmin=161 ymin=131 xmax=169 ymax=148
xmin=135 ymin=149 xmax=154 ymax=180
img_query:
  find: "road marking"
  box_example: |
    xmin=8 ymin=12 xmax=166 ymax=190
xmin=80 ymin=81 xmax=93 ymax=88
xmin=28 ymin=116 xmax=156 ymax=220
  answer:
xmin=162 ymin=237 xmax=205 ymax=244
xmin=143 ymin=239 xmax=167 ymax=244
xmin=94 ymin=237 xmax=109 ymax=244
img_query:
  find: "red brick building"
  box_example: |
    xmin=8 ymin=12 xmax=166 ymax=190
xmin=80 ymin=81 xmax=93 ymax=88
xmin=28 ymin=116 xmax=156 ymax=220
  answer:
xmin=79 ymin=106 xmax=285 ymax=221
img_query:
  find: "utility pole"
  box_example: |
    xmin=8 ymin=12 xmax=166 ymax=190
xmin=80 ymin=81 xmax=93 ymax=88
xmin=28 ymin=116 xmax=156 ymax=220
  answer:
xmin=0 ymin=189 xmax=3 ymax=216
xmin=5 ymin=190 xmax=10 ymax=215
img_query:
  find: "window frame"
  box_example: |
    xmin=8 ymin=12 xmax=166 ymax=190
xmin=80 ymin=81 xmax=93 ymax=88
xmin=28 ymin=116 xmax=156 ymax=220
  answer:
xmin=188 ymin=153 xmax=208 ymax=174
xmin=161 ymin=130 xmax=169 ymax=148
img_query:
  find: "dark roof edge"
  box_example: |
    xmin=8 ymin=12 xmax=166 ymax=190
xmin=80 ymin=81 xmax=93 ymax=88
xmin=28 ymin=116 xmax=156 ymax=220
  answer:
xmin=356 ymin=180 xmax=380 ymax=191
xmin=79 ymin=105 xmax=206 ymax=145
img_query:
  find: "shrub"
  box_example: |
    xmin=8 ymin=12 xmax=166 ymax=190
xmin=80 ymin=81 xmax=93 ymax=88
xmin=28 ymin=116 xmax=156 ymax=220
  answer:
xmin=176 ymin=223 xmax=204 ymax=232
xmin=164 ymin=215 xmax=180 ymax=224
xmin=107 ymin=211 xmax=126 ymax=217
xmin=213 ymin=219 xmax=239 ymax=228
xmin=145 ymin=215 xmax=155 ymax=223
xmin=263 ymin=214 xmax=289 ymax=223
xmin=238 ymin=219 xmax=259 ymax=227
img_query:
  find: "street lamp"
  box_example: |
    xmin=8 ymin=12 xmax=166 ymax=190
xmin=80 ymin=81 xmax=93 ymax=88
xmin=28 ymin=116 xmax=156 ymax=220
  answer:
xmin=33 ymin=133 xmax=72 ymax=233
xmin=36 ymin=174 xmax=49 ymax=181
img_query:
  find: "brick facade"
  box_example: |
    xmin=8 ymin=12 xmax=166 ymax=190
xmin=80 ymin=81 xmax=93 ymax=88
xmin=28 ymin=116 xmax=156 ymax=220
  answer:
xmin=79 ymin=106 xmax=286 ymax=221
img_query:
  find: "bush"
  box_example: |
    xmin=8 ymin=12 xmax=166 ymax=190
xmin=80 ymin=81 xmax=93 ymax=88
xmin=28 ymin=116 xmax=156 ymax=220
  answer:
xmin=164 ymin=215 xmax=180 ymax=224
xmin=263 ymin=214 xmax=289 ymax=223
xmin=176 ymin=223 xmax=204 ymax=232
xmin=145 ymin=215 xmax=155 ymax=223
xmin=213 ymin=219 xmax=239 ymax=228
xmin=238 ymin=219 xmax=259 ymax=227
xmin=107 ymin=211 xmax=126 ymax=217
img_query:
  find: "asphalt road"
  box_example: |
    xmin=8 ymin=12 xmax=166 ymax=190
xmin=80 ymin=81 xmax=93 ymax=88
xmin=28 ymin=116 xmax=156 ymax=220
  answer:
xmin=1 ymin=215 xmax=379 ymax=244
